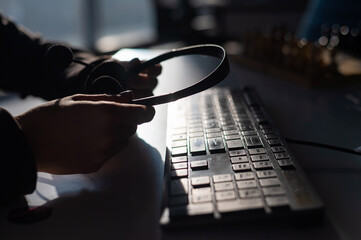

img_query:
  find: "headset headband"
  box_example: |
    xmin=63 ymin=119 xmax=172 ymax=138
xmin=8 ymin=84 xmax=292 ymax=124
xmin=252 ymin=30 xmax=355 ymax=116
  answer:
xmin=129 ymin=44 xmax=229 ymax=105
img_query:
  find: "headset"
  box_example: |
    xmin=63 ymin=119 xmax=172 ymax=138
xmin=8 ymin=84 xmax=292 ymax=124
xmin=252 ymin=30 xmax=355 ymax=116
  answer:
xmin=45 ymin=44 xmax=230 ymax=105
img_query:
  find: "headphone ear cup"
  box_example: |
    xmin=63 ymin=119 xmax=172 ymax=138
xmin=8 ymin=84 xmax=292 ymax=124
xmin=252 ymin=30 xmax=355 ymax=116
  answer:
xmin=88 ymin=60 xmax=128 ymax=87
xmin=84 ymin=60 xmax=128 ymax=94
xmin=87 ymin=76 xmax=124 ymax=95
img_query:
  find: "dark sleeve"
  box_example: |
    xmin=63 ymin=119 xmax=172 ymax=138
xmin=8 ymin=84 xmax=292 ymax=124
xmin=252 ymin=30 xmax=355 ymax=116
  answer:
xmin=0 ymin=108 xmax=37 ymax=203
xmin=0 ymin=13 xmax=99 ymax=100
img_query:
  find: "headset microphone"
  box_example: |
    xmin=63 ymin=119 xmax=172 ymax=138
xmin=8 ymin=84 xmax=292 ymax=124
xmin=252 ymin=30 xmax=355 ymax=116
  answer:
xmin=45 ymin=44 xmax=80 ymax=69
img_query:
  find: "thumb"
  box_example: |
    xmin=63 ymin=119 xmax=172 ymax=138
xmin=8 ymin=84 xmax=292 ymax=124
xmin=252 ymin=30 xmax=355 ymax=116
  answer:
xmin=128 ymin=58 xmax=142 ymax=67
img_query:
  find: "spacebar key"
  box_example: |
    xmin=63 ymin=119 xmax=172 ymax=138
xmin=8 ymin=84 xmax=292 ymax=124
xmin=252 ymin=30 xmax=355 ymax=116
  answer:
xmin=190 ymin=137 xmax=206 ymax=155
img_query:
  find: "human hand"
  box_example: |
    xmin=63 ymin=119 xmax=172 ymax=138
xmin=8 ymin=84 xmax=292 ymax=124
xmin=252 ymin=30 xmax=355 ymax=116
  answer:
xmin=117 ymin=58 xmax=162 ymax=98
xmin=15 ymin=91 xmax=155 ymax=174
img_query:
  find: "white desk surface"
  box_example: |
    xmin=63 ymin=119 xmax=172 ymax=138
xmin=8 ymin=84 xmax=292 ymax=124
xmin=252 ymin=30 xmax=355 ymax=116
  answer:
xmin=0 ymin=49 xmax=360 ymax=240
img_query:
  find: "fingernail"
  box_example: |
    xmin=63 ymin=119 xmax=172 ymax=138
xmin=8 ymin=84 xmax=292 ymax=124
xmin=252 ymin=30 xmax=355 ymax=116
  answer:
xmin=118 ymin=90 xmax=133 ymax=96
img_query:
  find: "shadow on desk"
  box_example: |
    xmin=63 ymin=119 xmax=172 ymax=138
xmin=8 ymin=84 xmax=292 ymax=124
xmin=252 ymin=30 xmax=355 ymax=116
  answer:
xmin=162 ymin=214 xmax=340 ymax=240
xmin=1 ymin=135 xmax=164 ymax=240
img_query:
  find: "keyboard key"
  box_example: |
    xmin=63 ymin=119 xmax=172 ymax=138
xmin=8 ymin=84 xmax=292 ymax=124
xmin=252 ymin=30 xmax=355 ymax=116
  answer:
xmin=171 ymin=147 xmax=187 ymax=156
xmin=223 ymin=130 xmax=240 ymax=136
xmin=171 ymin=169 xmax=188 ymax=178
xmin=236 ymin=180 xmax=257 ymax=189
xmin=278 ymin=159 xmax=294 ymax=168
xmin=170 ymin=178 xmax=189 ymax=196
xmin=191 ymin=176 xmax=210 ymax=187
xmin=190 ymin=160 xmax=208 ymax=170
xmin=229 ymin=150 xmax=246 ymax=157
xmin=224 ymin=134 xmax=241 ymax=140
xmin=230 ymin=156 xmax=248 ymax=164
xmin=248 ymin=148 xmax=266 ymax=155
xmin=204 ymin=121 xmax=219 ymax=129
xmin=190 ymin=137 xmax=206 ymax=155
xmin=215 ymin=191 xmax=236 ymax=201
xmin=239 ymin=188 xmax=261 ymax=198
xmin=268 ymin=139 xmax=281 ymax=146
xmin=208 ymin=138 xmax=225 ymax=153
xmin=186 ymin=203 xmax=214 ymax=216
xmin=219 ymin=114 xmax=233 ymax=120
xmin=172 ymin=134 xmax=187 ymax=141
xmin=226 ymin=139 xmax=243 ymax=150
xmin=244 ymin=136 xmax=263 ymax=148
xmin=213 ymin=174 xmax=232 ymax=183
xmin=257 ymin=170 xmax=277 ymax=178
xmin=217 ymin=198 xmax=264 ymax=213
xmin=189 ymin=132 xmax=204 ymax=138
xmin=274 ymin=152 xmax=290 ymax=159
xmin=234 ymin=172 xmax=254 ymax=180
xmin=253 ymin=161 xmax=273 ymax=170
xmin=222 ymin=125 xmax=237 ymax=130
xmin=238 ymin=120 xmax=252 ymax=125
xmin=232 ymin=163 xmax=251 ymax=172
xmin=206 ymin=128 xmax=222 ymax=133
xmin=214 ymin=182 xmax=234 ymax=191
xmin=171 ymin=156 xmax=187 ymax=163
xmin=192 ymin=191 xmax=212 ymax=203
xmin=240 ymin=125 xmax=255 ymax=131
xmin=259 ymin=178 xmax=280 ymax=187
xmin=172 ymin=162 xmax=188 ymax=170
xmin=188 ymin=127 xmax=203 ymax=133
xmin=265 ymin=196 xmax=289 ymax=207
xmin=271 ymin=146 xmax=286 ymax=153
xmin=250 ymin=154 xmax=269 ymax=162
xmin=172 ymin=140 xmax=187 ymax=148
xmin=207 ymin=132 xmax=223 ymax=138
xmin=262 ymin=186 xmax=285 ymax=196
xmin=265 ymin=134 xmax=278 ymax=140
xmin=220 ymin=120 xmax=235 ymax=126
xmin=192 ymin=187 xmax=211 ymax=194
xmin=170 ymin=203 xmax=214 ymax=217
xmin=188 ymin=123 xmax=202 ymax=129
xmin=241 ymin=130 xmax=257 ymax=136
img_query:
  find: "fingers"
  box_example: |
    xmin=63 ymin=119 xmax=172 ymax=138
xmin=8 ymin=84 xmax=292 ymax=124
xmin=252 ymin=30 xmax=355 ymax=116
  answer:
xmin=127 ymin=57 xmax=161 ymax=80
xmin=110 ymin=104 xmax=155 ymax=125
xmin=128 ymin=58 xmax=162 ymax=77
xmin=141 ymin=63 xmax=162 ymax=77
xmin=71 ymin=90 xmax=134 ymax=103
xmin=127 ymin=74 xmax=158 ymax=90
xmin=127 ymin=58 xmax=142 ymax=68
xmin=65 ymin=92 xmax=155 ymax=125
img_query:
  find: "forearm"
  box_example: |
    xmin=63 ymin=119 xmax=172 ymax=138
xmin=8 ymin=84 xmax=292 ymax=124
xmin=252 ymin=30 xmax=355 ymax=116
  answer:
xmin=0 ymin=108 xmax=37 ymax=203
xmin=0 ymin=13 xmax=94 ymax=100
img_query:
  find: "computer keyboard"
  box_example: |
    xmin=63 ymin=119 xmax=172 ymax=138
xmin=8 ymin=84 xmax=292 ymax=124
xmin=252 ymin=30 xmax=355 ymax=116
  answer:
xmin=160 ymin=87 xmax=323 ymax=228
